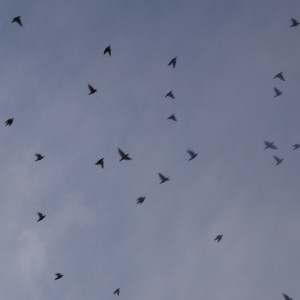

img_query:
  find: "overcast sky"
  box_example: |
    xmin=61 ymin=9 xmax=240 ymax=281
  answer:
xmin=0 ymin=0 xmax=299 ymax=299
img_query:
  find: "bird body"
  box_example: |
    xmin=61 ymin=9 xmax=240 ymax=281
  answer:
xmin=214 ymin=234 xmax=223 ymax=242
xmin=95 ymin=158 xmax=104 ymax=168
xmin=88 ymin=84 xmax=97 ymax=95
xmin=274 ymin=72 xmax=285 ymax=81
xmin=136 ymin=196 xmax=145 ymax=204
xmin=35 ymin=154 xmax=44 ymax=161
xmin=118 ymin=148 xmax=132 ymax=161
xmin=104 ymin=45 xmax=111 ymax=56
xmin=274 ymin=87 xmax=283 ymax=97
xmin=37 ymin=212 xmax=46 ymax=222
xmin=55 ymin=273 xmax=63 ymax=280
xmin=158 ymin=173 xmax=169 ymax=184
xmin=187 ymin=150 xmax=198 ymax=161
xmin=12 ymin=16 xmax=22 ymax=27
xmin=290 ymin=18 xmax=299 ymax=27
xmin=283 ymin=294 xmax=293 ymax=300
xmin=114 ymin=288 xmax=120 ymax=296
xmin=273 ymin=155 xmax=283 ymax=165
xmin=167 ymin=114 xmax=177 ymax=121
xmin=165 ymin=90 xmax=175 ymax=99
xmin=5 ymin=118 xmax=14 ymax=126
xmin=264 ymin=141 xmax=278 ymax=150
xmin=292 ymin=144 xmax=300 ymax=150
xmin=168 ymin=57 xmax=177 ymax=68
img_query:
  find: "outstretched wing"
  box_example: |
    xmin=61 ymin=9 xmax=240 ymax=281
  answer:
xmin=273 ymin=155 xmax=281 ymax=164
xmin=88 ymin=84 xmax=94 ymax=92
xmin=158 ymin=173 xmax=166 ymax=181
xmin=187 ymin=150 xmax=195 ymax=157
xmin=118 ymin=148 xmax=125 ymax=157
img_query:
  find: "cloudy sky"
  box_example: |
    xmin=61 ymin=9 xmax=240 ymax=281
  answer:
xmin=0 ymin=0 xmax=299 ymax=299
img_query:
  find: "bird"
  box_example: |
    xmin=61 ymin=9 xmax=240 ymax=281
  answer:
xmin=104 ymin=45 xmax=111 ymax=56
xmin=274 ymin=87 xmax=283 ymax=97
xmin=283 ymin=294 xmax=293 ymax=300
xmin=274 ymin=72 xmax=285 ymax=81
xmin=168 ymin=57 xmax=177 ymax=68
xmin=37 ymin=212 xmax=46 ymax=222
xmin=35 ymin=154 xmax=44 ymax=161
xmin=187 ymin=150 xmax=198 ymax=161
xmin=118 ymin=148 xmax=132 ymax=161
xmin=214 ymin=235 xmax=223 ymax=242
xmin=158 ymin=173 xmax=170 ymax=184
xmin=165 ymin=90 xmax=175 ymax=99
xmin=264 ymin=141 xmax=278 ymax=150
xmin=54 ymin=273 xmax=63 ymax=280
xmin=88 ymin=84 xmax=97 ymax=95
xmin=95 ymin=158 xmax=104 ymax=168
xmin=167 ymin=114 xmax=177 ymax=121
xmin=12 ymin=16 xmax=22 ymax=27
xmin=113 ymin=288 xmax=120 ymax=296
xmin=290 ymin=18 xmax=299 ymax=27
xmin=136 ymin=196 xmax=145 ymax=204
xmin=5 ymin=118 xmax=13 ymax=126
xmin=292 ymin=144 xmax=300 ymax=150
xmin=273 ymin=155 xmax=283 ymax=165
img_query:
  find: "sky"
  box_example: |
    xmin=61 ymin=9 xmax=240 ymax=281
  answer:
xmin=0 ymin=0 xmax=300 ymax=299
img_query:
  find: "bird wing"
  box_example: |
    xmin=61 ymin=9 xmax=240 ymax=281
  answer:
xmin=274 ymin=87 xmax=280 ymax=94
xmin=187 ymin=150 xmax=195 ymax=157
xmin=35 ymin=154 xmax=42 ymax=159
xmin=118 ymin=148 xmax=125 ymax=157
xmin=17 ymin=18 xmax=22 ymax=26
xmin=283 ymin=294 xmax=290 ymax=300
xmin=291 ymin=18 xmax=298 ymax=25
xmin=37 ymin=212 xmax=43 ymax=218
xmin=88 ymin=84 xmax=94 ymax=92
xmin=273 ymin=155 xmax=281 ymax=163
xmin=158 ymin=173 xmax=166 ymax=180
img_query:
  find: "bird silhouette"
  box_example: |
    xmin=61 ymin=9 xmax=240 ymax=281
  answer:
xmin=274 ymin=87 xmax=283 ymax=97
xmin=273 ymin=155 xmax=283 ymax=165
xmin=95 ymin=158 xmax=104 ymax=168
xmin=136 ymin=196 xmax=145 ymax=204
xmin=283 ymin=294 xmax=293 ymax=300
xmin=158 ymin=173 xmax=169 ymax=184
xmin=165 ymin=90 xmax=175 ymax=99
xmin=118 ymin=148 xmax=132 ymax=161
xmin=5 ymin=118 xmax=13 ymax=126
xmin=37 ymin=212 xmax=46 ymax=222
xmin=187 ymin=150 xmax=198 ymax=161
xmin=35 ymin=154 xmax=44 ymax=161
xmin=264 ymin=141 xmax=278 ymax=150
xmin=290 ymin=18 xmax=299 ymax=27
xmin=88 ymin=84 xmax=97 ymax=95
xmin=167 ymin=114 xmax=177 ymax=121
xmin=292 ymin=144 xmax=300 ymax=150
xmin=114 ymin=288 xmax=120 ymax=296
xmin=12 ymin=16 xmax=22 ymax=27
xmin=274 ymin=72 xmax=285 ymax=81
xmin=55 ymin=273 xmax=63 ymax=280
xmin=104 ymin=45 xmax=111 ymax=56
xmin=214 ymin=235 xmax=223 ymax=242
xmin=168 ymin=57 xmax=177 ymax=68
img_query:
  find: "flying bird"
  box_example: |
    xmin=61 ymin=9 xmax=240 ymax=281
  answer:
xmin=5 ymin=118 xmax=13 ymax=126
xmin=274 ymin=72 xmax=285 ymax=81
xmin=273 ymin=155 xmax=283 ymax=165
xmin=136 ymin=196 xmax=145 ymax=204
xmin=290 ymin=18 xmax=299 ymax=27
xmin=35 ymin=154 xmax=44 ymax=161
xmin=264 ymin=141 xmax=278 ymax=150
xmin=167 ymin=114 xmax=177 ymax=121
xmin=55 ymin=273 xmax=63 ymax=280
xmin=158 ymin=173 xmax=170 ymax=184
xmin=37 ymin=212 xmax=46 ymax=222
xmin=118 ymin=148 xmax=132 ymax=161
xmin=88 ymin=84 xmax=97 ymax=95
xmin=283 ymin=294 xmax=293 ymax=300
xmin=114 ymin=288 xmax=120 ymax=296
xmin=292 ymin=144 xmax=300 ymax=150
xmin=187 ymin=150 xmax=198 ymax=161
xmin=214 ymin=235 xmax=223 ymax=242
xmin=95 ymin=158 xmax=104 ymax=168
xmin=165 ymin=90 xmax=175 ymax=99
xmin=104 ymin=45 xmax=111 ymax=56
xmin=168 ymin=57 xmax=177 ymax=68
xmin=274 ymin=87 xmax=283 ymax=97
xmin=12 ymin=16 xmax=22 ymax=27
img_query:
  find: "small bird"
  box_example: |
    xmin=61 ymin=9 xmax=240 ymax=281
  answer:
xmin=104 ymin=45 xmax=111 ymax=56
xmin=95 ymin=158 xmax=104 ymax=168
xmin=273 ymin=155 xmax=283 ymax=165
xmin=264 ymin=141 xmax=278 ymax=150
xmin=12 ymin=16 xmax=22 ymax=27
xmin=5 ymin=118 xmax=14 ymax=126
xmin=187 ymin=150 xmax=198 ymax=161
xmin=274 ymin=87 xmax=283 ymax=97
xmin=283 ymin=294 xmax=293 ymax=300
xmin=35 ymin=154 xmax=44 ymax=161
xmin=214 ymin=235 xmax=223 ymax=242
xmin=290 ymin=18 xmax=299 ymax=27
xmin=158 ymin=173 xmax=170 ymax=184
xmin=165 ymin=90 xmax=175 ymax=99
xmin=292 ymin=144 xmax=300 ymax=150
xmin=113 ymin=288 xmax=120 ymax=296
xmin=118 ymin=148 xmax=132 ymax=161
xmin=136 ymin=196 xmax=145 ymax=204
xmin=274 ymin=72 xmax=285 ymax=81
xmin=167 ymin=114 xmax=177 ymax=121
xmin=168 ymin=57 xmax=177 ymax=68
xmin=37 ymin=212 xmax=46 ymax=222
xmin=55 ymin=273 xmax=63 ymax=280
xmin=88 ymin=84 xmax=97 ymax=95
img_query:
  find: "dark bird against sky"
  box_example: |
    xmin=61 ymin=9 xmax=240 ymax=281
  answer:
xmin=292 ymin=144 xmax=300 ymax=150
xmin=273 ymin=155 xmax=283 ymax=166
xmin=5 ymin=118 xmax=13 ymax=126
xmin=167 ymin=114 xmax=177 ymax=121
xmin=158 ymin=173 xmax=170 ymax=184
xmin=274 ymin=87 xmax=283 ymax=97
xmin=136 ymin=196 xmax=145 ymax=204
xmin=35 ymin=154 xmax=44 ymax=161
xmin=37 ymin=212 xmax=46 ymax=222
xmin=104 ymin=45 xmax=111 ymax=56
xmin=283 ymin=294 xmax=293 ymax=300
xmin=168 ymin=57 xmax=177 ymax=68
xmin=54 ymin=273 xmax=63 ymax=280
xmin=290 ymin=18 xmax=299 ymax=27
xmin=118 ymin=148 xmax=132 ymax=161
xmin=187 ymin=150 xmax=198 ymax=161
xmin=95 ymin=158 xmax=104 ymax=168
xmin=165 ymin=90 xmax=175 ymax=99
xmin=12 ymin=16 xmax=22 ymax=27
xmin=214 ymin=235 xmax=223 ymax=242
xmin=88 ymin=84 xmax=97 ymax=95
xmin=274 ymin=72 xmax=285 ymax=81
xmin=264 ymin=141 xmax=278 ymax=150
xmin=113 ymin=288 xmax=120 ymax=296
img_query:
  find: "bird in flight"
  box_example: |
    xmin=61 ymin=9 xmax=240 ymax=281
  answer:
xmin=264 ymin=141 xmax=278 ymax=150
xmin=290 ymin=18 xmax=299 ymax=27
xmin=187 ymin=150 xmax=198 ymax=161
xmin=292 ymin=144 xmax=300 ymax=150
xmin=283 ymin=294 xmax=293 ymax=300
xmin=214 ymin=235 xmax=223 ymax=242
xmin=35 ymin=154 xmax=44 ymax=161
xmin=5 ymin=118 xmax=14 ymax=126
xmin=273 ymin=155 xmax=283 ymax=165
xmin=274 ymin=72 xmax=285 ymax=81
xmin=55 ymin=273 xmax=63 ymax=280
xmin=12 ymin=16 xmax=22 ymax=27
xmin=95 ymin=158 xmax=104 ymax=168
xmin=37 ymin=212 xmax=46 ymax=222
xmin=167 ymin=114 xmax=177 ymax=121
xmin=158 ymin=173 xmax=170 ymax=184
xmin=104 ymin=45 xmax=111 ymax=56
xmin=114 ymin=288 xmax=120 ymax=296
xmin=168 ymin=57 xmax=177 ymax=68
xmin=274 ymin=87 xmax=283 ymax=97
xmin=118 ymin=148 xmax=132 ymax=161
xmin=88 ymin=84 xmax=97 ymax=95
xmin=165 ymin=90 xmax=175 ymax=99
xmin=136 ymin=196 xmax=145 ymax=204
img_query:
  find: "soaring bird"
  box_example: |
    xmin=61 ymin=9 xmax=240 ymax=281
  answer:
xmin=12 ymin=16 xmax=22 ymax=27
xmin=187 ymin=150 xmax=198 ymax=161
xmin=273 ymin=155 xmax=283 ymax=165
xmin=274 ymin=87 xmax=283 ymax=97
xmin=167 ymin=114 xmax=177 ymax=121
xmin=88 ymin=84 xmax=97 ymax=95
xmin=274 ymin=72 xmax=285 ymax=81
xmin=37 ymin=212 xmax=46 ymax=222
xmin=35 ymin=154 xmax=44 ymax=161
xmin=292 ymin=144 xmax=300 ymax=150
xmin=158 ymin=173 xmax=169 ymax=184
xmin=136 ymin=196 xmax=145 ymax=204
xmin=290 ymin=18 xmax=299 ymax=27
xmin=165 ymin=90 xmax=175 ymax=99
xmin=104 ymin=45 xmax=111 ymax=56
xmin=283 ymin=294 xmax=293 ymax=300
xmin=5 ymin=118 xmax=14 ymax=126
xmin=95 ymin=158 xmax=104 ymax=168
xmin=168 ymin=57 xmax=177 ymax=68
xmin=118 ymin=148 xmax=132 ymax=161
xmin=264 ymin=141 xmax=278 ymax=150
xmin=114 ymin=288 xmax=120 ymax=296
xmin=214 ymin=235 xmax=223 ymax=242
xmin=55 ymin=273 xmax=63 ymax=280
